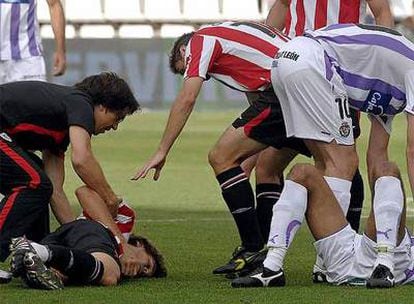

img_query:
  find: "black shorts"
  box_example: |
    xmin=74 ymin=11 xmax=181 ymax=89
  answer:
xmin=40 ymin=219 xmax=119 ymax=263
xmin=232 ymin=90 xmax=311 ymax=157
xmin=350 ymin=108 xmax=361 ymax=139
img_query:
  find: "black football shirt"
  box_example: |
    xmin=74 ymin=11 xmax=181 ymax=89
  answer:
xmin=0 ymin=81 xmax=95 ymax=154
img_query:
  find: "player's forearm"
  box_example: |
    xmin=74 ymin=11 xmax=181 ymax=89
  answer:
xmin=76 ymin=187 xmax=126 ymax=244
xmin=265 ymin=0 xmax=288 ymax=30
xmin=50 ymin=190 xmax=75 ymax=224
xmin=72 ymin=151 xmax=120 ymax=210
xmin=48 ymin=0 xmax=66 ymax=53
xmin=368 ymin=0 xmax=394 ymax=28
xmin=374 ymin=12 xmax=394 ymax=28
xmin=157 ymin=94 xmax=196 ymax=155
xmin=43 ymin=150 xmax=74 ymax=224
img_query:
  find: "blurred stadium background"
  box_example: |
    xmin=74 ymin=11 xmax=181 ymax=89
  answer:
xmin=39 ymin=0 xmax=414 ymax=110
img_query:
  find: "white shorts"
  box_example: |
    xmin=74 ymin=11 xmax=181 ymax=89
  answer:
xmin=314 ymin=225 xmax=414 ymax=285
xmin=0 ymin=56 xmax=46 ymax=84
xmin=271 ymin=36 xmax=354 ymax=145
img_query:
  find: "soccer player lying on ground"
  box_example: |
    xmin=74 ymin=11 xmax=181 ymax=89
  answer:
xmin=8 ymin=186 xmax=166 ymax=289
xmin=232 ymin=161 xmax=412 ymax=288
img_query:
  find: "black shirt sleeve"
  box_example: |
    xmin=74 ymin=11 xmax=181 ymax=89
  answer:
xmin=64 ymin=92 xmax=95 ymax=136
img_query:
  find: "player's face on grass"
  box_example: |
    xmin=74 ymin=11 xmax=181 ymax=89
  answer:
xmin=127 ymin=243 xmax=156 ymax=278
xmin=93 ymin=105 xmax=125 ymax=135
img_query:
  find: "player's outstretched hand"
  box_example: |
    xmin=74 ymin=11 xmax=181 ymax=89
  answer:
xmin=132 ymin=151 xmax=166 ymax=181
xmin=120 ymin=244 xmax=141 ymax=277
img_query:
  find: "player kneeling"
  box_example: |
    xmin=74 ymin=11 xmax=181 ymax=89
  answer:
xmin=232 ymin=161 xmax=412 ymax=288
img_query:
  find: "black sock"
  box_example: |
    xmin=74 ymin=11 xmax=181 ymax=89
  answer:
xmin=216 ymin=166 xmax=263 ymax=251
xmin=256 ymin=183 xmax=283 ymax=241
xmin=47 ymin=245 xmax=104 ymax=285
xmin=346 ymin=168 xmax=364 ymax=232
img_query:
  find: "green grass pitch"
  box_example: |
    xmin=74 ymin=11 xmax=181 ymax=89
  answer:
xmin=1 ymin=111 xmax=413 ymax=303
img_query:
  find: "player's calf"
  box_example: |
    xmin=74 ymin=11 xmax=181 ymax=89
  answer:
xmin=45 ymin=245 xmax=106 ymax=285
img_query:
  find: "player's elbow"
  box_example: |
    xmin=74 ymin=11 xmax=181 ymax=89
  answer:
xmin=75 ymin=186 xmax=89 ymax=206
xmin=100 ymin=273 xmax=120 ymax=286
xmin=71 ymin=150 xmax=92 ymax=173
xmin=287 ymin=163 xmax=317 ymax=187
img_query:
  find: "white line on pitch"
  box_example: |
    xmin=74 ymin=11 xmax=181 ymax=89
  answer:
xmin=139 ymin=217 xmax=231 ymax=223
xmin=138 ymin=198 xmax=414 ymax=223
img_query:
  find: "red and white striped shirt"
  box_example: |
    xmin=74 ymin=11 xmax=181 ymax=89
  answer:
xmin=284 ymin=0 xmax=367 ymax=37
xmin=184 ymin=21 xmax=289 ymax=92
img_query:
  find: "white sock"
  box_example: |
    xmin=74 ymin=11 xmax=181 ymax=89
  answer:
xmin=30 ymin=242 xmax=50 ymax=262
xmin=373 ymin=176 xmax=404 ymax=271
xmin=324 ymin=176 xmax=352 ymax=215
xmin=264 ymin=180 xmax=307 ymax=271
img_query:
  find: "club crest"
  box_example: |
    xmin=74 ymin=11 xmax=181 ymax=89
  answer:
xmin=339 ymin=122 xmax=351 ymax=137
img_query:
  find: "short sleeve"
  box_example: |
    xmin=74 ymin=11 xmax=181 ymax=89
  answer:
xmin=184 ymin=34 xmax=222 ymax=80
xmin=64 ymin=92 xmax=95 ymax=136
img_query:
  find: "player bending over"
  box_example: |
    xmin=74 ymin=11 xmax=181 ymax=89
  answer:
xmin=8 ymin=187 xmax=166 ymax=290
xmin=232 ymin=161 xmax=413 ymax=288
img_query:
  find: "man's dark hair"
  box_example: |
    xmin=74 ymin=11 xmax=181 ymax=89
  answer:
xmin=128 ymin=234 xmax=167 ymax=278
xmin=169 ymin=32 xmax=194 ymax=74
xmin=75 ymin=71 xmax=139 ymax=116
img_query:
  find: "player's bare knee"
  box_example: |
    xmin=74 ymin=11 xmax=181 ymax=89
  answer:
xmin=208 ymin=146 xmax=234 ymax=171
xmin=74 ymin=185 xmax=88 ymax=198
xmin=287 ymin=163 xmax=316 ymax=187
xmin=208 ymin=147 xmax=219 ymax=168
xmin=372 ymin=161 xmax=400 ymax=182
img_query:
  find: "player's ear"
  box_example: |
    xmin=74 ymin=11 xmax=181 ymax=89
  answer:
xmin=95 ymin=104 xmax=105 ymax=113
xmin=179 ymin=45 xmax=186 ymax=57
